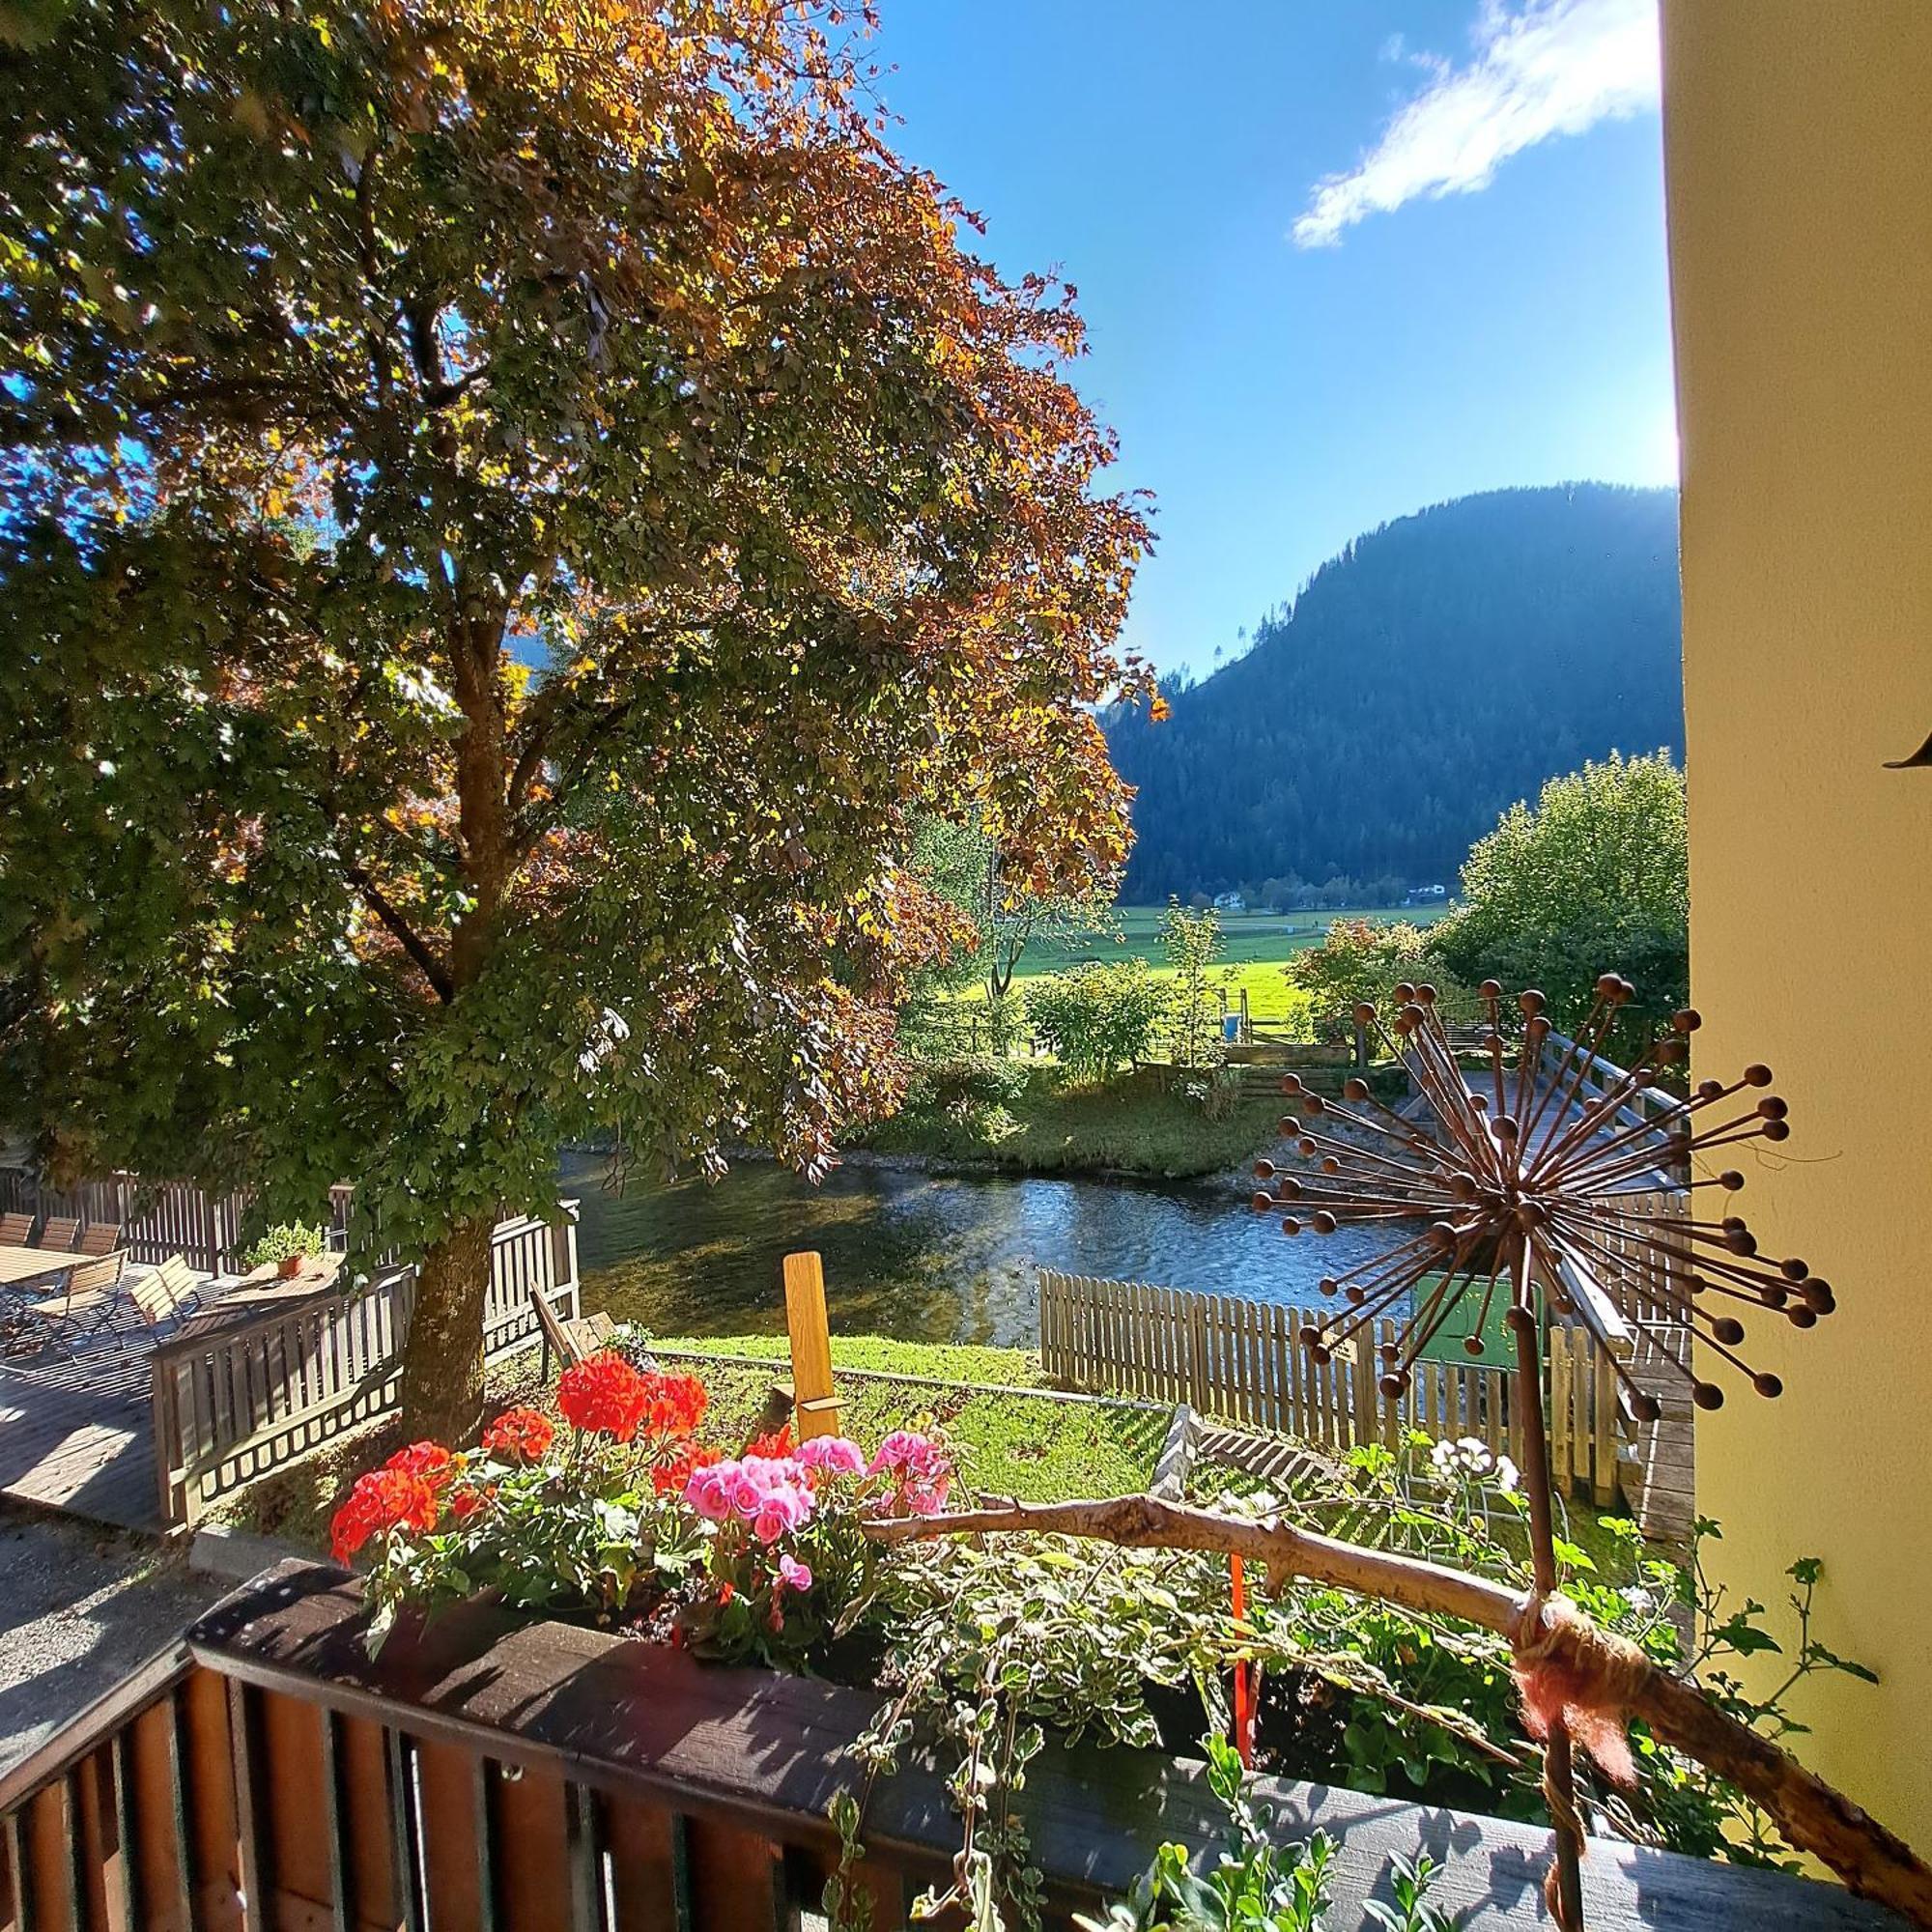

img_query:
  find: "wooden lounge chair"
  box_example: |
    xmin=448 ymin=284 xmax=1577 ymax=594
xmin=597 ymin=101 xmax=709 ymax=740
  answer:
xmin=23 ymin=1250 xmax=126 ymax=1348
xmin=0 ymin=1213 xmax=33 ymax=1246
xmin=26 ymin=1251 xmax=197 ymax=1351
xmin=528 ymin=1282 xmax=616 ymax=1374
xmin=77 ymin=1222 xmax=123 ymax=1257
xmin=36 ymin=1216 xmax=80 ymax=1252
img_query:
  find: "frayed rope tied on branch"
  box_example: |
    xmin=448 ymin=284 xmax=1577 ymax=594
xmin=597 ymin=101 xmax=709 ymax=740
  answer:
xmin=1510 ymin=1592 xmax=1649 ymax=1793
xmin=1508 ymin=1591 xmax=1651 ymax=1921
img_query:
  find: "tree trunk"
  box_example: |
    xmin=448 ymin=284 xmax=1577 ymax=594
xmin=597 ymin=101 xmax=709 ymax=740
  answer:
xmin=398 ymin=1211 xmax=497 ymax=1441
xmin=394 ymin=601 xmax=514 ymax=1442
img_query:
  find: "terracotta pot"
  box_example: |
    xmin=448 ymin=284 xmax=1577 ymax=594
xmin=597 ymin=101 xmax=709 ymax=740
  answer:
xmin=277 ymin=1253 xmax=308 ymax=1279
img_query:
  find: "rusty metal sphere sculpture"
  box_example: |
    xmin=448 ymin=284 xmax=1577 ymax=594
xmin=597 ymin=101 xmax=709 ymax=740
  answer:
xmin=1251 ymin=975 xmax=1825 ymax=1433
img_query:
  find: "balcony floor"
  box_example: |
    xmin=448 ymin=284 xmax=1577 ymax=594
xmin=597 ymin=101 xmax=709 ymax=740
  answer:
xmin=0 ymin=1335 xmax=160 ymax=1531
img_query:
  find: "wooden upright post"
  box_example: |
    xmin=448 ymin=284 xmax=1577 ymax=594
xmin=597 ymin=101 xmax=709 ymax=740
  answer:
xmin=782 ymin=1251 xmax=843 ymax=1441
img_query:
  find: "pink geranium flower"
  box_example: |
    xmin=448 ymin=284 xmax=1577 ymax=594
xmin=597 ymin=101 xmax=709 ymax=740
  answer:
xmin=682 ymin=1453 xmax=816 ymax=1542
xmin=868 ymin=1430 xmax=953 ymax=1516
xmin=797 ymin=1435 xmax=866 ymax=1477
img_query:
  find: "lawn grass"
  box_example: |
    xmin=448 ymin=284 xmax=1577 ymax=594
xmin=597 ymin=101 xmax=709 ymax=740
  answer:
xmin=1022 ymin=904 xmax=1448 ymax=966
xmin=214 ymin=1332 xmax=1167 ymax=1550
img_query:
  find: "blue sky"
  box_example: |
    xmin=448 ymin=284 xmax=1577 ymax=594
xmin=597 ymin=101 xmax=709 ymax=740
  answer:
xmin=871 ymin=0 xmax=1675 ymax=681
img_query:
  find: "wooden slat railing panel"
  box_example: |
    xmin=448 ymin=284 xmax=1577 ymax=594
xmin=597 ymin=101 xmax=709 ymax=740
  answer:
xmin=150 ymin=1208 xmax=581 ymax=1526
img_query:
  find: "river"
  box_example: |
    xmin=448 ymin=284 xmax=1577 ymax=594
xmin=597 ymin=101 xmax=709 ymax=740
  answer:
xmin=566 ymin=1150 xmax=1403 ymax=1348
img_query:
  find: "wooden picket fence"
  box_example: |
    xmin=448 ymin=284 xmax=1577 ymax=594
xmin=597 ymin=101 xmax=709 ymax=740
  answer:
xmin=0 ymin=1168 xmax=259 ymax=1275
xmin=1037 ymin=1270 xmax=1624 ymax=1507
xmin=150 ymin=1209 xmax=581 ymax=1526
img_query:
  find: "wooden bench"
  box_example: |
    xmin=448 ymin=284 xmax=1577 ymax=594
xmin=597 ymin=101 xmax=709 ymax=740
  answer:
xmin=528 ymin=1282 xmax=616 ymax=1372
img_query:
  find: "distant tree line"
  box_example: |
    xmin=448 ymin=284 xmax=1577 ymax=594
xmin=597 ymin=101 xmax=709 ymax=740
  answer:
xmin=1107 ymin=484 xmax=1684 ymax=901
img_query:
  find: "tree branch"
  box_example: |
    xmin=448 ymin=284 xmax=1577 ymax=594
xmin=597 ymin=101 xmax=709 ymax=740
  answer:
xmin=344 ymin=861 xmax=455 ymax=1003
xmin=866 ymin=1494 xmax=1932 ymax=1928
xmin=404 ymin=297 xmax=445 ymax=393
xmin=509 ymin=695 xmax=641 ymax=856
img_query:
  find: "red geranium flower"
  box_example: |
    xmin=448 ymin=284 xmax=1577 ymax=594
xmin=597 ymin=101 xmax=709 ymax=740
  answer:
xmin=384 ymin=1441 xmax=456 ymax=1489
xmin=639 ymin=1372 xmax=707 ymax=1442
xmin=557 ymin=1351 xmax=651 ymax=1440
xmin=330 ymin=1467 xmax=440 ymax=1566
xmin=449 ymin=1486 xmax=494 ymax=1522
xmin=745 ymin=1424 xmax=792 ymax=1459
xmin=652 ymin=1442 xmax=722 ymax=1496
xmin=481 ymin=1407 xmax=555 ymax=1463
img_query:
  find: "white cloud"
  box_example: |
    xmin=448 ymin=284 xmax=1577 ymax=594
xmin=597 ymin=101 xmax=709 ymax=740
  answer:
xmin=1293 ymin=0 xmax=1661 ymax=248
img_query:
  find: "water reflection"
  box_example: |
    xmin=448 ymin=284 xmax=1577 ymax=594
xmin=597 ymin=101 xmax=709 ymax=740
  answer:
xmin=567 ymin=1150 xmax=1402 ymax=1348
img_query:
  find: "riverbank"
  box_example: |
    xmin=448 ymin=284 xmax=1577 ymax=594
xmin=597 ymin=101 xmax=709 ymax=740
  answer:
xmin=849 ymin=1060 xmax=1284 ymax=1179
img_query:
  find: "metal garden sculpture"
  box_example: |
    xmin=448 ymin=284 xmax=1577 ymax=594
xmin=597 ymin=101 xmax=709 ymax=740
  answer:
xmin=1251 ymin=975 xmax=1828 ymax=1927
xmin=877 ymin=977 xmax=1932 ymax=1930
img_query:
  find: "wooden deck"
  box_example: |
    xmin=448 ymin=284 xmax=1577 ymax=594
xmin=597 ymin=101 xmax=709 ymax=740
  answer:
xmin=0 ymin=1340 xmax=159 ymax=1531
xmin=0 ymin=1263 xmax=302 ymax=1535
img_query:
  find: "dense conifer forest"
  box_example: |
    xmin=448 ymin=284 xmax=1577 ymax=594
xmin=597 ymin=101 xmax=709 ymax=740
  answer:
xmin=1107 ymin=485 xmax=1683 ymax=902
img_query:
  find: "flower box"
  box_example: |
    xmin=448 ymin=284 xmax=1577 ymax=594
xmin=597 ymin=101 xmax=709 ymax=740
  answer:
xmin=179 ymin=1561 xmax=1899 ymax=1932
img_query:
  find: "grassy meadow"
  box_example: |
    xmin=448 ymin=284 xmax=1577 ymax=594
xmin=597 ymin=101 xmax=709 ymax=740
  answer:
xmin=1010 ymin=902 xmax=1452 ymax=1021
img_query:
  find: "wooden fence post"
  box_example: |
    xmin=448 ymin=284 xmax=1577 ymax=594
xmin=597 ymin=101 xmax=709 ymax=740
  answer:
xmin=1188 ymin=1297 xmax=1209 ymax=1412
xmin=1350 ymin=1330 xmax=1377 ymax=1451
xmin=782 ymin=1251 xmax=842 ymax=1441
xmin=1595 ymin=1338 xmax=1625 ymax=1508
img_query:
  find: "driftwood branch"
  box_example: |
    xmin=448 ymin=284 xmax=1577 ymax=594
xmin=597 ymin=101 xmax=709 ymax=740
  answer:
xmin=866 ymin=1493 xmax=1932 ymax=1930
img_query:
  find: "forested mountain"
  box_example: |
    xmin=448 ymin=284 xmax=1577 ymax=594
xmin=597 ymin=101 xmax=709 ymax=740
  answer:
xmin=1108 ymin=485 xmax=1683 ymax=901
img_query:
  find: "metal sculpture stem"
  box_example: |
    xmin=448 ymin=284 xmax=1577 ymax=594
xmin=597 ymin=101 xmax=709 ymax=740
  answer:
xmin=1511 ymin=1239 xmax=1587 ymax=1932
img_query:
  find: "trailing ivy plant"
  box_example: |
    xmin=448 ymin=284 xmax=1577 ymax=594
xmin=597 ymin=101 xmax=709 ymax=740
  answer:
xmin=1075 ymin=1737 xmax=1339 ymax=1932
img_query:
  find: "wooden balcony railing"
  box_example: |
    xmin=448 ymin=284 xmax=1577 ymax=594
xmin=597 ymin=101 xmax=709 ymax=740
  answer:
xmin=149 ymin=1208 xmax=581 ymax=1526
xmin=0 ymin=1562 xmax=1904 ymax=1932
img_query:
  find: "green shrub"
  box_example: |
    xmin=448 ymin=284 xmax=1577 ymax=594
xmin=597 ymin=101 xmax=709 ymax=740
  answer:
xmin=1428 ymin=751 xmax=1688 ymax=1032
xmin=1024 ymin=962 xmax=1168 ymax=1079
xmin=1286 ymin=918 xmax=1435 ymax=1027
xmin=902 ymin=1055 xmax=1037 ymax=1113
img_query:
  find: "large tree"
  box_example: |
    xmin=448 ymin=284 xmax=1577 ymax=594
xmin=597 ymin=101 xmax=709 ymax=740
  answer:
xmin=1427 ymin=751 xmax=1688 ymax=1031
xmin=0 ymin=0 xmax=1151 ymax=1433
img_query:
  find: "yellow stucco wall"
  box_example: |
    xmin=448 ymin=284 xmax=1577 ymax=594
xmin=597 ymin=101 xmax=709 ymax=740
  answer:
xmin=1661 ymin=0 xmax=1932 ymax=1851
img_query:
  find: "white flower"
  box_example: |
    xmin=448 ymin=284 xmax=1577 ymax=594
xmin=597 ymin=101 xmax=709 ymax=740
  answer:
xmin=1493 ymin=1456 xmax=1520 ymax=1494
xmin=1432 ymin=1435 xmax=1499 ymax=1479
xmin=1621 ymin=1583 xmax=1655 ymax=1614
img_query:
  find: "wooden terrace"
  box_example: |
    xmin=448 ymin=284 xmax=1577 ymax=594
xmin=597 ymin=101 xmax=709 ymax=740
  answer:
xmin=0 ymin=1210 xmax=582 ymax=1537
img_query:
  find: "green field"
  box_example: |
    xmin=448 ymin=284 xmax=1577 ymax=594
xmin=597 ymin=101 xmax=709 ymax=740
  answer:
xmin=1010 ymin=902 xmax=1451 ymax=1021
